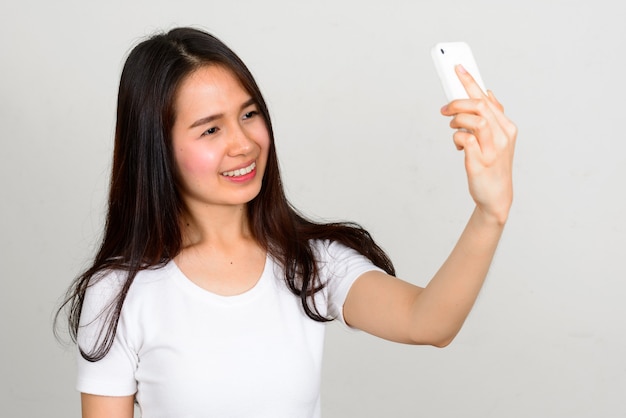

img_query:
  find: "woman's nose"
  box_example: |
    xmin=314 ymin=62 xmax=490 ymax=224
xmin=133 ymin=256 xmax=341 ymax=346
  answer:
xmin=227 ymin=125 xmax=254 ymax=156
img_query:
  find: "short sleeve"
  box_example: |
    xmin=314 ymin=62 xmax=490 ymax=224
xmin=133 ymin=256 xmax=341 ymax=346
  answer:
xmin=314 ymin=240 xmax=384 ymax=325
xmin=76 ymin=271 xmax=138 ymax=396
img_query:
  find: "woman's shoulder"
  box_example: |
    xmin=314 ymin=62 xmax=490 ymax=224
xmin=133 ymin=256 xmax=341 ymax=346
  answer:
xmin=309 ymin=238 xmax=360 ymax=262
xmin=81 ymin=262 xmax=175 ymax=318
xmin=85 ymin=261 xmax=174 ymax=297
xmin=309 ymin=238 xmax=384 ymax=282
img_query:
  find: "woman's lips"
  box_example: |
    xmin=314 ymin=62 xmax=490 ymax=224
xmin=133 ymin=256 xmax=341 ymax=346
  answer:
xmin=221 ymin=161 xmax=256 ymax=178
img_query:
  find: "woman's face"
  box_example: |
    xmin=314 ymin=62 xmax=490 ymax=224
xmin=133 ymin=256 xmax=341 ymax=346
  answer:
xmin=171 ymin=65 xmax=270 ymax=213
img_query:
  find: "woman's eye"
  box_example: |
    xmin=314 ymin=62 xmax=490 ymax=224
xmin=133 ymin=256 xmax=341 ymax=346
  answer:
xmin=243 ymin=110 xmax=259 ymax=120
xmin=201 ymin=127 xmax=218 ymax=136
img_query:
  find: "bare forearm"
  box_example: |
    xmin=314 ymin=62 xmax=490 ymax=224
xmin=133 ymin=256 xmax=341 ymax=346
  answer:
xmin=409 ymin=207 xmax=505 ymax=346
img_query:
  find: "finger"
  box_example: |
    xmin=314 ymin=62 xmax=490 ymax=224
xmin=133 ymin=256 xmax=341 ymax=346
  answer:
xmin=485 ymin=90 xmax=509 ymax=128
xmin=453 ymin=130 xmax=484 ymax=177
xmin=452 ymin=129 xmax=471 ymax=150
xmin=487 ymin=90 xmax=504 ymax=112
xmin=450 ymin=113 xmax=487 ymax=135
xmin=442 ymin=95 xmax=507 ymax=149
xmin=486 ymin=90 xmax=518 ymax=141
xmin=450 ymin=113 xmax=495 ymax=159
xmin=452 ymin=130 xmax=482 ymax=165
xmin=441 ymin=96 xmax=493 ymax=117
xmin=442 ymin=98 xmax=489 ymax=116
xmin=455 ymin=64 xmax=487 ymax=99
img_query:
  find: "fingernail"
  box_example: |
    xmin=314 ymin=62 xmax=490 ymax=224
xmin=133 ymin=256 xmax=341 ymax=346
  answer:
xmin=441 ymin=104 xmax=448 ymax=112
xmin=457 ymin=64 xmax=468 ymax=74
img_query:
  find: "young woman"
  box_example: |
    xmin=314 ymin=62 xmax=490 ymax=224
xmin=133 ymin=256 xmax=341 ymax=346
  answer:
xmin=58 ymin=27 xmax=516 ymax=417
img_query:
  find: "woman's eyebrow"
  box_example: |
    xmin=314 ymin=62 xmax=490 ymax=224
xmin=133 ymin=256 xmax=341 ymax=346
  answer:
xmin=189 ymin=113 xmax=222 ymax=129
xmin=188 ymin=98 xmax=257 ymax=130
xmin=240 ymin=98 xmax=257 ymax=111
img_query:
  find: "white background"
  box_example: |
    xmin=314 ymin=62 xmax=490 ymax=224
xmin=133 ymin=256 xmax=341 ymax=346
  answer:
xmin=1 ymin=0 xmax=625 ymax=417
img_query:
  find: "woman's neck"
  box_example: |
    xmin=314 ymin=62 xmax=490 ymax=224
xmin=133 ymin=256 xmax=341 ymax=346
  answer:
xmin=179 ymin=203 xmax=252 ymax=250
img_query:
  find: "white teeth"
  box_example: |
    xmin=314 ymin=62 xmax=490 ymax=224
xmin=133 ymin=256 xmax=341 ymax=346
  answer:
xmin=222 ymin=162 xmax=256 ymax=177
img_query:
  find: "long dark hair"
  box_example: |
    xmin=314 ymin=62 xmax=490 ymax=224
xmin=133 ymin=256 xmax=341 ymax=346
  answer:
xmin=56 ymin=27 xmax=395 ymax=362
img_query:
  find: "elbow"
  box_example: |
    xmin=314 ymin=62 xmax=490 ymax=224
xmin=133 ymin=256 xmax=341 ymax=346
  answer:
xmin=408 ymin=328 xmax=458 ymax=348
xmin=431 ymin=335 xmax=455 ymax=348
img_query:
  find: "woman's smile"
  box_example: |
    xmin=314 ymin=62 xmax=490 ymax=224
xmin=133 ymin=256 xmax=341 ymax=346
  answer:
xmin=221 ymin=161 xmax=257 ymax=178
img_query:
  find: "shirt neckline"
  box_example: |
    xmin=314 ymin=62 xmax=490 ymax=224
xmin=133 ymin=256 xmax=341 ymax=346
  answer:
xmin=166 ymin=254 xmax=272 ymax=305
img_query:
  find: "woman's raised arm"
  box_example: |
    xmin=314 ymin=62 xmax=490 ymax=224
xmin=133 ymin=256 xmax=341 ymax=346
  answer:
xmin=343 ymin=64 xmax=516 ymax=347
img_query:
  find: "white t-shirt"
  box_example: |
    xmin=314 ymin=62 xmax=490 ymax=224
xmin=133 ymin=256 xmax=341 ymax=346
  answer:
xmin=77 ymin=240 xmax=382 ymax=417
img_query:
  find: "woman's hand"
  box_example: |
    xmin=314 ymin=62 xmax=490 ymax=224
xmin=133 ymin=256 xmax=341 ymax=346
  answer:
xmin=440 ymin=65 xmax=517 ymax=225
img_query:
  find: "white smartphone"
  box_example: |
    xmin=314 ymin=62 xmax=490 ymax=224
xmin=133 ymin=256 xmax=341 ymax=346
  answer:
xmin=431 ymin=42 xmax=486 ymax=101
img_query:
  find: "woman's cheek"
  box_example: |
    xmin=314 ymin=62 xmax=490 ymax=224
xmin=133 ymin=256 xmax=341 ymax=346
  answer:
xmin=179 ymin=148 xmax=221 ymax=178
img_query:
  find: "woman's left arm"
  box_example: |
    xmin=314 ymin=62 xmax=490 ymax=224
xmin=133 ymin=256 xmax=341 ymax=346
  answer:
xmin=343 ymin=65 xmax=517 ymax=347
